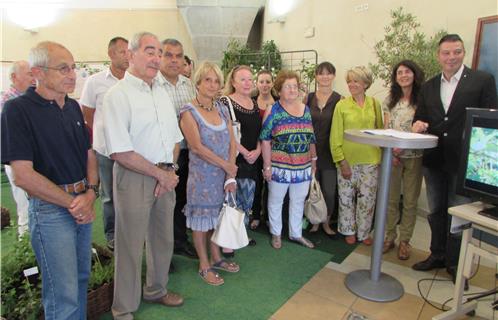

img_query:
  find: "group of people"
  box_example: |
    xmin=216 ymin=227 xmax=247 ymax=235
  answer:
xmin=1 ymin=32 xmax=496 ymax=320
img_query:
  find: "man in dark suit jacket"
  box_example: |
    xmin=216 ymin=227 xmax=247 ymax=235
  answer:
xmin=412 ymin=34 xmax=497 ymax=276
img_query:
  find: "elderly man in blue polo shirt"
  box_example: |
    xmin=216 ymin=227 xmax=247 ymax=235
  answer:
xmin=1 ymin=41 xmax=98 ymax=319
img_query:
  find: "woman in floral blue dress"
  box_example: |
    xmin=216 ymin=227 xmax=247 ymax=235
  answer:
xmin=180 ymin=62 xmax=239 ymax=286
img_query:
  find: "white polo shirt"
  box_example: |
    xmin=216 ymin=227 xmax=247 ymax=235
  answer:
xmin=103 ymin=71 xmax=183 ymax=164
xmin=79 ymin=68 xmax=119 ymax=156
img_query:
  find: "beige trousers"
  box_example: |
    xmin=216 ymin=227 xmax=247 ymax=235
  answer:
xmin=385 ymin=157 xmax=423 ymax=243
xmin=111 ymin=163 xmax=175 ymax=320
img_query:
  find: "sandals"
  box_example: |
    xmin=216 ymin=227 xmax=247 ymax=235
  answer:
xmin=345 ymin=235 xmax=356 ymax=245
xmin=289 ymin=237 xmax=315 ymax=249
xmin=309 ymin=224 xmax=319 ymax=233
xmin=361 ymin=237 xmax=373 ymax=246
xmin=199 ymin=268 xmax=224 ymax=286
xmin=250 ymin=219 xmax=260 ymax=230
xmin=211 ymin=259 xmax=240 ymax=273
xmin=383 ymin=240 xmax=395 ymax=253
xmin=271 ymin=235 xmax=282 ymax=249
xmin=398 ymin=241 xmax=411 ymax=260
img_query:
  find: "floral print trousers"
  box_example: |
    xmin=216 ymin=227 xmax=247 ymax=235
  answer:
xmin=337 ymin=164 xmax=378 ymax=241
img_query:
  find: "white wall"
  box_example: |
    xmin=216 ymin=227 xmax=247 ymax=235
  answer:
xmin=263 ymin=0 xmax=497 ymax=100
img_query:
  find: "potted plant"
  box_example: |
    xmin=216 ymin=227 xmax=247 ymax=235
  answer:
xmin=1 ymin=238 xmax=114 ymax=320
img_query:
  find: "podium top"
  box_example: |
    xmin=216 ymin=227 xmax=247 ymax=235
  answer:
xmin=344 ymin=129 xmax=438 ymax=149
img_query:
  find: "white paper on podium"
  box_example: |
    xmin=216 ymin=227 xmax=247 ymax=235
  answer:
xmin=361 ymin=129 xmax=430 ymax=139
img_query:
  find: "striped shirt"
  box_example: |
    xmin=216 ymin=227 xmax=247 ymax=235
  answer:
xmin=259 ymin=101 xmax=316 ymax=183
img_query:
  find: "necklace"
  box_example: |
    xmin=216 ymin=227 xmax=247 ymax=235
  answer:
xmin=196 ymin=97 xmax=214 ymax=112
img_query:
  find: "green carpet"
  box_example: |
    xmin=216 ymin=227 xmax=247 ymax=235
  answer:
xmin=1 ymin=170 xmax=355 ymax=319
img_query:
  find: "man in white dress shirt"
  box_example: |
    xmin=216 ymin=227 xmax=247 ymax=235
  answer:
xmin=80 ymin=36 xmax=128 ymax=250
xmin=103 ymin=32 xmax=184 ymax=320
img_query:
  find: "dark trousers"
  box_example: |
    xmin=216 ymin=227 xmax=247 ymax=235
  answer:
xmin=173 ymin=149 xmax=189 ymax=248
xmin=251 ymin=159 xmax=267 ymax=221
xmin=423 ymin=167 xmax=470 ymax=268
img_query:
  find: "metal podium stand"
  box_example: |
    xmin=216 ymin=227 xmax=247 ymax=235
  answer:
xmin=343 ymin=129 xmax=438 ymax=302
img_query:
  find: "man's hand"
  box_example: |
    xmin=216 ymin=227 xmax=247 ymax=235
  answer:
xmin=69 ymin=192 xmax=96 ymax=224
xmin=412 ymin=121 xmax=429 ymax=133
xmin=154 ymin=170 xmax=179 ymax=197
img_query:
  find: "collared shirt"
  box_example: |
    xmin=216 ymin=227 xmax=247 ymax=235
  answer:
xmin=440 ymin=64 xmax=464 ymax=113
xmin=1 ymin=87 xmax=90 ymax=184
xmin=0 ymin=86 xmax=23 ymax=111
xmin=79 ymin=68 xmax=120 ymax=156
xmin=158 ymin=73 xmax=196 ymax=149
xmin=103 ymin=71 xmax=183 ymax=164
xmin=330 ymin=96 xmax=383 ymax=166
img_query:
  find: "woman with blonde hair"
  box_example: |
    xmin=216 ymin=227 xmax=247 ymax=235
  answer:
xmin=180 ymin=61 xmax=239 ymax=286
xmin=219 ymin=65 xmax=261 ymax=255
xmin=330 ymin=66 xmax=383 ymax=245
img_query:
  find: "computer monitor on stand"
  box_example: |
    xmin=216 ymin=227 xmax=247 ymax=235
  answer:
xmin=456 ymin=108 xmax=498 ymax=219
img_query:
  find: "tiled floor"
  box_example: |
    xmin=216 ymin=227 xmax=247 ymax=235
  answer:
xmin=271 ymin=216 xmax=497 ymax=320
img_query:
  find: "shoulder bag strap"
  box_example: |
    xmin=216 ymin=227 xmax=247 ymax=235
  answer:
xmin=222 ymin=96 xmax=237 ymax=122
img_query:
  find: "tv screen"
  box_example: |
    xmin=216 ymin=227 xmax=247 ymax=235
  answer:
xmin=457 ymin=108 xmax=498 ymax=208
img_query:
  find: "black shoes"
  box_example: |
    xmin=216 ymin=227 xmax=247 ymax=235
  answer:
xmin=412 ymin=255 xmax=445 ymax=271
xmin=174 ymin=242 xmax=198 ymax=259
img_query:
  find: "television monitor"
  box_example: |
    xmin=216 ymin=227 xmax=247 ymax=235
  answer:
xmin=456 ymin=108 xmax=498 ymax=219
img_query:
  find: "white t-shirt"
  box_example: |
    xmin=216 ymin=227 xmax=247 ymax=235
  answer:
xmin=79 ymin=68 xmax=119 ymax=156
xmin=102 ymin=71 xmax=183 ymax=164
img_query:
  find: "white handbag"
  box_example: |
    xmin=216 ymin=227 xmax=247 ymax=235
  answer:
xmin=304 ymin=176 xmax=328 ymax=224
xmin=211 ymin=192 xmax=249 ymax=250
xmin=222 ymin=96 xmax=242 ymax=146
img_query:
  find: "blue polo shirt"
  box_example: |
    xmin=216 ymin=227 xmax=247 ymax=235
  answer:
xmin=1 ymin=87 xmax=90 ymax=185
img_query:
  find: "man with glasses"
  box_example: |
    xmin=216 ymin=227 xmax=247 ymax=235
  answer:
xmin=103 ymin=32 xmax=184 ymax=319
xmin=80 ymin=36 xmax=129 ymax=251
xmin=158 ymin=38 xmax=198 ymax=261
xmin=1 ymin=60 xmax=35 ymax=237
xmin=1 ymin=41 xmax=98 ymax=319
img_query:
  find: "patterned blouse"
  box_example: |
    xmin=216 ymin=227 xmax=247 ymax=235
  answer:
xmin=382 ymin=98 xmax=423 ymax=158
xmin=259 ymin=101 xmax=316 ymax=183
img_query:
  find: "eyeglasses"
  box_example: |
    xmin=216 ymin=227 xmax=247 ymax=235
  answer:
xmin=282 ymin=84 xmax=299 ymax=90
xmin=42 ymin=64 xmax=78 ymax=75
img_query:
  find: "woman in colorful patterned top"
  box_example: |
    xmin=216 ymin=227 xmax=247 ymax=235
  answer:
xmin=260 ymin=70 xmax=317 ymax=249
xmin=382 ymin=60 xmax=425 ymax=260
xmin=330 ymin=66 xmax=383 ymax=245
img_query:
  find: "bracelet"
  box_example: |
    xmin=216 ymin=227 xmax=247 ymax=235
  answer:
xmin=224 ymin=178 xmax=236 ymax=188
xmin=311 ymin=156 xmax=318 ymax=161
xmin=263 ymin=166 xmax=271 ymax=171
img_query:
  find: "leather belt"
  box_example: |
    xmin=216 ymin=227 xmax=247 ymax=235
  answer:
xmin=59 ymin=179 xmax=87 ymax=194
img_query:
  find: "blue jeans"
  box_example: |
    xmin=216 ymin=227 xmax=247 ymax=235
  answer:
xmin=97 ymin=152 xmax=115 ymax=241
xmin=29 ymin=197 xmax=92 ymax=320
xmin=423 ymin=167 xmax=470 ymax=267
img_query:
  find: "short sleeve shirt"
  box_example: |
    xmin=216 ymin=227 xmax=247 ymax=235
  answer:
xmin=259 ymin=101 xmax=316 ymax=183
xmin=79 ymin=68 xmax=119 ymax=156
xmin=1 ymin=87 xmax=90 ymax=184
xmin=103 ymin=72 xmax=183 ymax=164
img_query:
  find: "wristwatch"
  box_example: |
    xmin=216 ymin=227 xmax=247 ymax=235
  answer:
xmin=166 ymin=163 xmax=179 ymax=171
xmin=86 ymin=184 xmax=100 ymax=198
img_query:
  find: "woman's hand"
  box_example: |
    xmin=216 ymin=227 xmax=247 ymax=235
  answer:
xmin=339 ymin=160 xmax=352 ymax=179
xmin=224 ymin=162 xmax=238 ymax=178
xmin=311 ymin=159 xmax=317 ymax=176
xmin=244 ymin=149 xmax=261 ymax=164
xmin=224 ymin=181 xmax=237 ymax=193
xmin=262 ymin=165 xmax=272 ymax=182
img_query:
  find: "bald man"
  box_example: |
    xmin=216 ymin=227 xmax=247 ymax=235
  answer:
xmin=1 ymin=60 xmax=35 ymax=236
